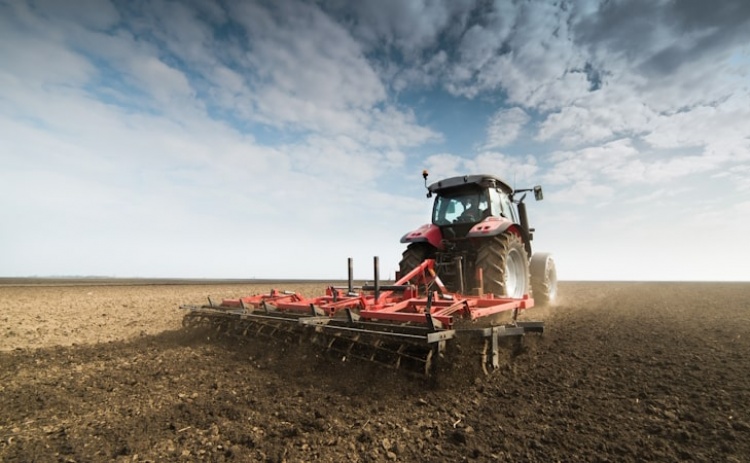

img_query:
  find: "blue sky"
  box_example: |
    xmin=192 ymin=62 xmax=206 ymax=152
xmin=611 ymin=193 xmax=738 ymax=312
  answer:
xmin=1 ymin=0 xmax=749 ymax=281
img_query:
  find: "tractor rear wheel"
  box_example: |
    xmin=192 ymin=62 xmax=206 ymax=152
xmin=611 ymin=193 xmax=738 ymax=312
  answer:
xmin=399 ymin=243 xmax=431 ymax=282
xmin=476 ymin=232 xmax=530 ymax=298
xmin=530 ymin=253 xmax=557 ymax=305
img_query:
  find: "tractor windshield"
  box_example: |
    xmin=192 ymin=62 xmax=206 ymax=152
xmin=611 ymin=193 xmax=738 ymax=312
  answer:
xmin=433 ymin=190 xmax=489 ymax=225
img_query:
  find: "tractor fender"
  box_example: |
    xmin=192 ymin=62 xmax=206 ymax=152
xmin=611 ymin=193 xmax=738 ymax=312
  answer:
xmin=400 ymin=223 xmax=443 ymax=249
xmin=466 ymin=216 xmax=515 ymax=239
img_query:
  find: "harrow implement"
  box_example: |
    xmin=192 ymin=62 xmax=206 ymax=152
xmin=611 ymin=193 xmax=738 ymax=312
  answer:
xmin=181 ymin=257 xmax=544 ymax=377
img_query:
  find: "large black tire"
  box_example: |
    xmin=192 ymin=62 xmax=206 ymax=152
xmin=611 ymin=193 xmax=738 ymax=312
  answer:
xmin=476 ymin=232 xmax=530 ymax=298
xmin=399 ymin=243 xmax=432 ymax=282
xmin=530 ymin=253 xmax=557 ymax=306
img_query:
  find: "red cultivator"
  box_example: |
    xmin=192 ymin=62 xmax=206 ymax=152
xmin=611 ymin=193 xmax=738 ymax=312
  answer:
xmin=182 ymin=172 xmax=556 ymax=376
xmin=181 ymin=257 xmax=543 ymax=377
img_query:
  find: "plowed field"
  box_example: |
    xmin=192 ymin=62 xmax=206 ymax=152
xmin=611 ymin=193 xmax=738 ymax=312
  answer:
xmin=1 ymin=281 xmax=749 ymax=462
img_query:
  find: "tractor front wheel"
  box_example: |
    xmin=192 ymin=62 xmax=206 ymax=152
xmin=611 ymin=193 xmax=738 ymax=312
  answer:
xmin=476 ymin=232 xmax=530 ymax=298
xmin=399 ymin=243 xmax=432 ymax=282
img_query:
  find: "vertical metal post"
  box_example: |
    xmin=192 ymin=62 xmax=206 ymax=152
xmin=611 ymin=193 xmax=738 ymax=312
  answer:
xmin=455 ymin=256 xmax=464 ymax=295
xmin=347 ymin=257 xmax=353 ymax=294
xmin=373 ymin=256 xmax=380 ymax=302
xmin=477 ymin=267 xmax=484 ymax=296
xmin=490 ymin=326 xmax=500 ymax=369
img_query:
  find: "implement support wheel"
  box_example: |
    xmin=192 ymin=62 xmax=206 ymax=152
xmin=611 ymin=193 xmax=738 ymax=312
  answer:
xmin=530 ymin=252 xmax=558 ymax=305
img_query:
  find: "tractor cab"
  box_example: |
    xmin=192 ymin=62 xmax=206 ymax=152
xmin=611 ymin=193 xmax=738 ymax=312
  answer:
xmin=432 ymin=189 xmax=489 ymax=225
xmin=428 ymin=174 xmax=517 ymax=240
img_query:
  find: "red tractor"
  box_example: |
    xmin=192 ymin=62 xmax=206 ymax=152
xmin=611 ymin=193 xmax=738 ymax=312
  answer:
xmin=181 ymin=171 xmax=555 ymax=376
xmin=399 ymin=171 xmax=557 ymax=305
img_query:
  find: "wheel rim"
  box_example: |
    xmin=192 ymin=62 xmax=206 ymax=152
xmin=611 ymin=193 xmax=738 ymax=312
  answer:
xmin=505 ymin=248 xmax=527 ymax=298
xmin=547 ymin=266 xmax=558 ymax=301
xmin=548 ymin=279 xmax=558 ymax=301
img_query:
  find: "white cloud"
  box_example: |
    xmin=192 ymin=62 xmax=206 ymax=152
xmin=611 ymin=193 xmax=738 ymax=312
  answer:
xmin=364 ymin=106 xmax=440 ymax=148
xmin=9 ymin=0 xmax=440 ymax=151
xmin=423 ymin=151 xmax=538 ymax=188
xmin=542 ymin=134 xmax=745 ymax=195
xmin=549 ymin=180 xmax=614 ymax=205
xmin=644 ymin=95 xmax=750 ymax=152
xmin=233 ymin=1 xmax=385 ymax=111
xmin=327 ymin=0 xmax=466 ymax=56
xmin=470 ymin=152 xmax=538 ymax=186
xmin=422 ymin=153 xmax=466 ymax=180
xmin=0 ymin=11 xmax=95 ymax=87
xmin=537 ymin=98 xmax=651 ymax=147
xmin=29 ymin=0 xmax=120 ymax=30
xmin=712 ymin=165 xmax=750 ymax=192
xmin=482 ymin=107 xmax=530 ymax=149
xmin=135 ymin=0 xmax=221 ymax=67
xmin=454 ymin=3 xmax=517 ymax=74
xmin=131 ymin=56 xmax=195 ymax=105
xmin=544 ymin=138 xmax=640 ymax=186
xmin=340 ymin=0 xmax=750 ymax=167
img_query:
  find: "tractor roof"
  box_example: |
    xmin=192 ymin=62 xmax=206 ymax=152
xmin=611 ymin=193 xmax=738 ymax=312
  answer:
xmin=428 ymin=174 xmax=514 ymax=195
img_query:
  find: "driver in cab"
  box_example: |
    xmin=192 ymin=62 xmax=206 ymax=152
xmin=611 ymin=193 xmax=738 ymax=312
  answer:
xmin=458 ymin=198 xmax=481 ymax=223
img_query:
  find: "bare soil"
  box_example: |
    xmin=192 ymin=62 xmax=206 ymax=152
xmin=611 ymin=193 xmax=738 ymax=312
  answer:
xmin=1 ymin=281 xmax=749 ymax=462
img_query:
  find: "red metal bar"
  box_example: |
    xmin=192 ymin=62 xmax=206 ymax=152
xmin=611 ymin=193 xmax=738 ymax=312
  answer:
xmin=356 ymin=309 xmax=453 ymax=327
xmin=220 ymin=290 xmax=307 ymax=309
xmin=379 ymin=259 xmax=447 ymax=303
xmin=468 ymin=297 xmax=533 ymax=320
xmin=273 ymin=295 xmax=358 ymax=315
xmin=429 ymin=299 xmax=471 ymax=318
xmin=207 ymin=258 xmax=535 ymax=329
xmin=318 ymin=296 xmax=368 ymax=313
xmin=364 ymin=298 xmax=415 ymax=314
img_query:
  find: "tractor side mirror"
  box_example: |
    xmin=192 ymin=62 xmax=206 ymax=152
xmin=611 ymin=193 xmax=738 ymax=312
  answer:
xmin=446 ymin=202 xmax=456 ymax=214
xmin=533 ymin=185 xmax=544 ymax=201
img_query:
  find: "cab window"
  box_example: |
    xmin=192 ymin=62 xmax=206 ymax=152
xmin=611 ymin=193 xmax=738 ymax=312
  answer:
xmin=489 ymin=188 xmax=515 ymax=220
xmin=500 ymin=191 xmax=515 ymax=221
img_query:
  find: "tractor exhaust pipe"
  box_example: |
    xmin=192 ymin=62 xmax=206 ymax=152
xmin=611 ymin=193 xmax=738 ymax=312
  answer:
xmin=517 ymin=201 xmax=530 ymax=237
xmin=517 ymin=202 xmax=533 ymax=256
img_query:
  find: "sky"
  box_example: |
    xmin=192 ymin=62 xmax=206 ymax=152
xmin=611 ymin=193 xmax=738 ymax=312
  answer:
xmin=1 ymin=0 xmax=749 ymax=281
